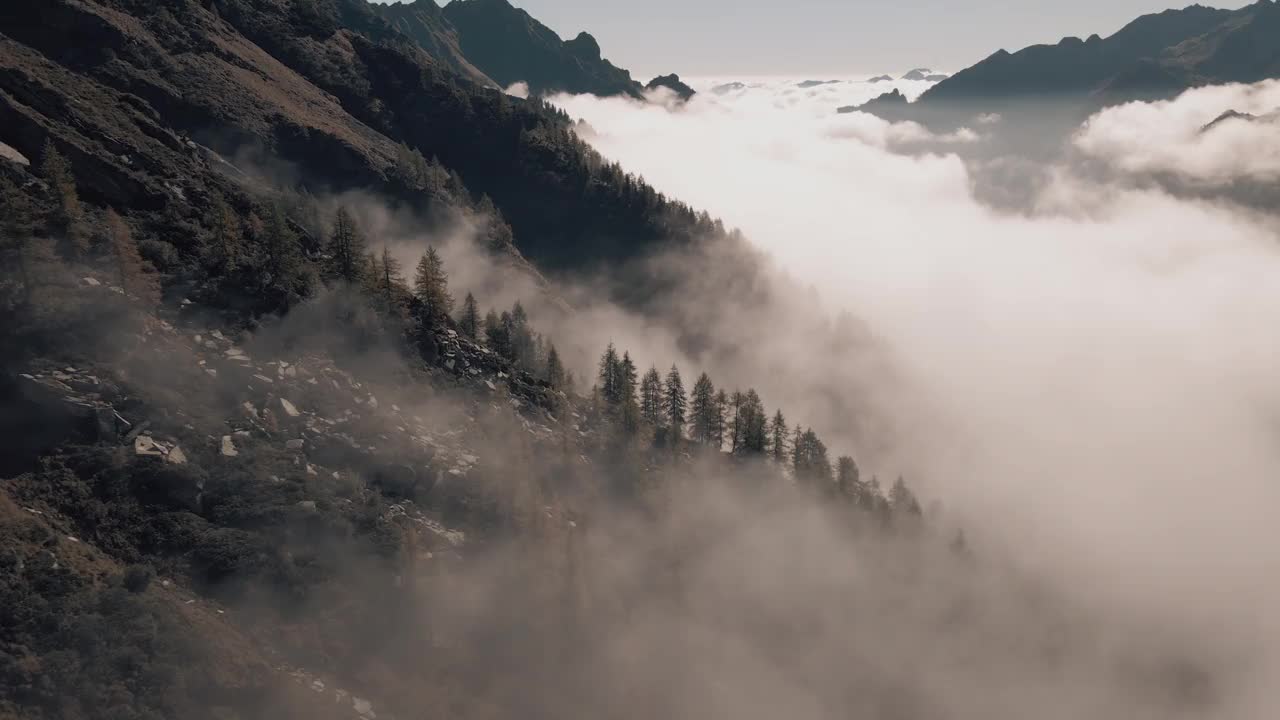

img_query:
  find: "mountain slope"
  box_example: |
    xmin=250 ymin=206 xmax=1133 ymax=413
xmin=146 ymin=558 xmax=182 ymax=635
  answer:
xmin=412 ymin=0 xmax=645 ymax=98
xmin=0 ymin=0 xmax=726 ymax=275
xmin=370 ymin=0 xmax=497 ymax=86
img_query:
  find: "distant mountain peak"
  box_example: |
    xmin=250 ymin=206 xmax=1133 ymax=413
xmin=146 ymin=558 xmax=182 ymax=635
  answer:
xmin=646 ymin=73 xmax=696 ymax=101
xmin=566 ymin=31 xmax=602 ymax=60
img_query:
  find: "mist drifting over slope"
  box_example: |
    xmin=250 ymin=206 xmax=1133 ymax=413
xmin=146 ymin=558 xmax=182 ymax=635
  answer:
xmin=545 ymin=78 xmax=1280 ymax=717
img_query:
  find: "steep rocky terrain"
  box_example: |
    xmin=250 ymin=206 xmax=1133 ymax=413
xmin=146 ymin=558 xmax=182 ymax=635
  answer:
xmin=367 ymin=0 xmax=496 ymax=86
xmin=646 ymin=73 xmax=697 ymax=101
xmin=380 ymin=0 xmax=646 ymax=98
xmin=0 ymin=0 xmax=729 ymax=274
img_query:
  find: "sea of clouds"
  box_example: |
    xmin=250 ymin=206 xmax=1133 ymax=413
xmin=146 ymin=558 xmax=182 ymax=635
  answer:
xmin=542 ymin=75 xmax=1280 ymax=717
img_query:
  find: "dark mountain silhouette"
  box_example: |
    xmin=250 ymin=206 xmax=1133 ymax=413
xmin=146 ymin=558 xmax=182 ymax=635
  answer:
xmin=421 ymin=0 xmax=646 ymax=98
xmin=646 ymin=73 xmax=697 ymax=101
xmin=838 ymin=88 xmax=909 ymax=116
xmin=919 ymin=1 xmax=1279 ymax=106
xmin=847 ymin=1 xmax=1280 ymax=156
xmin=867 ymin=74 xmax=894 ymax=83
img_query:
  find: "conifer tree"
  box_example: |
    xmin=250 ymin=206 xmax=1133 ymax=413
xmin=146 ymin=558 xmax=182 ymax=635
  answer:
xmin=484 ymin=309 xmax=507 ymax=353
xmin=413 ymin=245 xmax=453 ymax=323
xmin=510 ymin=301 xmax=534 ymax=368
xmin=712 ymin=389 xmax=729 ymax=450
xmin=374 ymin=245 xmax=406 ymax=315
xmin=324 ymin=206 xmax=367 ymax=284
xmin=729 ymin=391 xmax=745 ymax=452
xmin=104 ymin=209 xmax=158 ymax=304
xmin=39 ymin=140 xmax=87 ymax=257
xmin=499 ymin=310 xmax=516 ymax=359
xmin=458 ymin=291 xmax=480 ymax=338
xmin=836 ymin=456 xmax=860 ymax=501
xmin=689 ymin=372 xmax=716 ymax=444
xmin=740 ymin=389 xmax=767 ymax=454
xmin=619 ymin=352 xmax=639 ymax=408
xmin=0 ymin=177 xmax=35 ymax=303
xmin=794 ymin=425 xmax=834 ymax=485
xmin=545 ymin=343 xmax=565 ymax=389
xmin=208 ymin=193 xmax=243 ymax=273
xmin=664 ymin=365 xmax=687 ymax=439
xmin=640 ymin=367 xmax=664 ymax=426
xmin=769 ymin=409 xmax=789 ymax=462
xmin=598 ymin=343 xmax=621 ymax=405
xmin=260 ymin=204 xmax=308 ymax=308
xmin=890 ymin=476 xmax=923 ymax=516
xmin=866 ymin=475 xmax=883 ymax=511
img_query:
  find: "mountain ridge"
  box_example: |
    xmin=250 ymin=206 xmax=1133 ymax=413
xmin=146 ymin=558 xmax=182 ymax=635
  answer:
xmin=373 ymin=0 xmax=650 ymax=98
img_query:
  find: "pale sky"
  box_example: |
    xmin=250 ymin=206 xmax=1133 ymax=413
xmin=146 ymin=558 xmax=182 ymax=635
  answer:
xmin=370 ymin=0 xmax=1254 ymax=77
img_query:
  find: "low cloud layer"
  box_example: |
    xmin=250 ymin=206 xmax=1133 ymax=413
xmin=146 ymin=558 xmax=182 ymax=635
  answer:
xmin=546 ymin=79 xmax=1280 ymax=717
xmin=1075 ymin=79 xmax=1280 ymax=185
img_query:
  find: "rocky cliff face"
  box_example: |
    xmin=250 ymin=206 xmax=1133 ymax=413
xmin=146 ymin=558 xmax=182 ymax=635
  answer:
xmin=372 ymin=0 xmax=498 ymax=86
xmin=646 ymin=73 xmax=697 ymax=101
xmin=436 ymin=0 xmax=645 ymax=98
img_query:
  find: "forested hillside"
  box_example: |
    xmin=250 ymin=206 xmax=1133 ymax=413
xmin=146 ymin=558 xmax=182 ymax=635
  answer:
xmin=0 ymin=2 xmax=1224 ymax=719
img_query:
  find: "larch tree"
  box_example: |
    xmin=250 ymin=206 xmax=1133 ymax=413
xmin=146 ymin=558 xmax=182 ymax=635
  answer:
xmin=640 ymin=367 xmax=664 ymax=427
xmin=206 ymin=193 xmax=243 ymax=274
xmin=260 ymin=204 xmax=308 ymax=308
xmin=769 ymin=409 xmax=789 ymax=463
xmin=890 ymin=476 xmax=923 ymax=517
xmin=0 ymin=177 xmax=35 ymax=304
xmin=711 ymin=389 xmax=729 ymax=450
xmin=510 ymin=301 xmax=534 ymax=368
xmin=728 ymin=391 xmax=745 ymax=452
xmin=498 ymin=310 xmax=516 ymax=359
xmin=458 ymin=291 xmax=480 ymax=338
xmin=545 ymin=343 xmax=565 ymax=389
xmin=619 ymin=352 xmax=638 ymax=408
xmin=413 ymin=245 xmax=453 ymax=324
xmin=104 ymin=209 xmax=158 ymax=304
xmin=324 ymin=206 xmax=367 ymax=284
xmin=836 ymin=456 xmax=861 ymax=502
xmin=689 ymin=372 xmax=716 ymax=444
xmin=39 ymin=140 xmax=87 ymax=257
xmin=739 ymin=389 xmax=767 ymax=454
xmin=484 ymin=309 xmax=507 ymax=354
xmin=664 ymin=365 xmax=687 ymax=439
xmin=374 ymin=245 xmax=406 ymax=315
xmin=598 ymin=343 xmax=621 ymax=405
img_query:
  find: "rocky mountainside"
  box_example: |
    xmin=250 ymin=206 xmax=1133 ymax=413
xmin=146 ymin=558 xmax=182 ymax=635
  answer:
xmin=0 ymin=0 xmax=727 ymax=274
xmin=369 ymin=0 xmax=496 ymax=86
xmin=374 ymin=0 xmax=644 ymax=98
xmin=645 ymin=73 xmax=696 ymax=101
